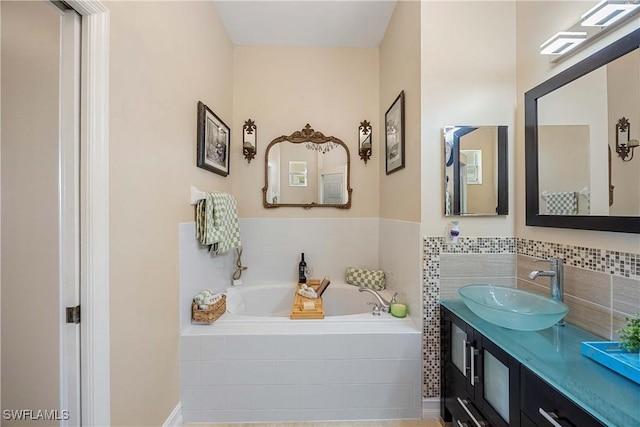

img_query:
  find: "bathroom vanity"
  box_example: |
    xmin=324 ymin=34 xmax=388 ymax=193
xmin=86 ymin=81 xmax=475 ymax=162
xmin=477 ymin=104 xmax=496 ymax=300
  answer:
xmin=441 ymin=300 xmax=640 ymax=427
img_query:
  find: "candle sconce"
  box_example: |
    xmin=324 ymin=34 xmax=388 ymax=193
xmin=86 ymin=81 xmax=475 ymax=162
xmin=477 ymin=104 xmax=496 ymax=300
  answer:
xmin=615 ymin=117 xmax=639 ymax=162
xmin=358 ymin=120 xmax=372 ymax=164
xmin=243 ymin=119 xmax=257 ymax=163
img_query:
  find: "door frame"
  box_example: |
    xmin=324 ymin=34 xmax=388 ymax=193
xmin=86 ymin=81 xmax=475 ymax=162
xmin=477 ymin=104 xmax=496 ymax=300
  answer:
xmin=66 ymin=1 xmax=110 ymax=425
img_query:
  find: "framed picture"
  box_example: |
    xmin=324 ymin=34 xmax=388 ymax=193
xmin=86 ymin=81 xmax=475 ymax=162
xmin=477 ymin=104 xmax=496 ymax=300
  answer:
xmin=385 ymin=90 xmax=405 ymax=175
xmin=197 ymin=101 xmax=230 ymax=176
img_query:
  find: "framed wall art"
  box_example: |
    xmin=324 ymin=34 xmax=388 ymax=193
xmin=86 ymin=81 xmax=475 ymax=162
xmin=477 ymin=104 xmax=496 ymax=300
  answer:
xmin=385 ymin=91 xmax=405 ymax=175
xmin=197 ymin=101 xmax=230 ymax=176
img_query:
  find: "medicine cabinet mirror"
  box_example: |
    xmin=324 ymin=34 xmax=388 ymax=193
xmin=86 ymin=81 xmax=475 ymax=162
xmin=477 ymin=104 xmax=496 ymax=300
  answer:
xmin=443 ymin=125 xmax=508 ymax=216
xmin=525 ymin=28 xmax=640 ymax=233
xmin=263 ymin=124 xmax=352 ymax=209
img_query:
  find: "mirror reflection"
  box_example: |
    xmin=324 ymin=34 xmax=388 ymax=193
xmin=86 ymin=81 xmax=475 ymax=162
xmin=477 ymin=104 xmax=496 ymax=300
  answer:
xmin=263 ymin=124 xmax=352 ymax=209
xmin=443 ymin=125 xmax=508 ymax=216
xmin=537 ymin=48 xmax=640 ymax=216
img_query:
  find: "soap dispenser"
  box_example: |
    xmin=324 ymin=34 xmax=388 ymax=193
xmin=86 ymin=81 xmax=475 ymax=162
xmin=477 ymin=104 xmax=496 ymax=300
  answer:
xmin=298 ymin=253 xmax=307 ymax=284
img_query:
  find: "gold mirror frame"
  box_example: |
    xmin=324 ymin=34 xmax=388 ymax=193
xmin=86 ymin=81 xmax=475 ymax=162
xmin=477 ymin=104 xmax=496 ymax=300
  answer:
xmin=263 ymin=124 xmax=352 ymax=209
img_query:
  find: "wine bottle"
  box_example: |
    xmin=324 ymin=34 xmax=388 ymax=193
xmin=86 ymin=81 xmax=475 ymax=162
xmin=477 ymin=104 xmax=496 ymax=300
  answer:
xmin=298 ymin=253 xmax=307 ymax=284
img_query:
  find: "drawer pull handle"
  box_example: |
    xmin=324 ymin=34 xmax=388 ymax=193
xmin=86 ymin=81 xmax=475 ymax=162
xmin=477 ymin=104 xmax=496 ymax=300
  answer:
xmin=539 ymin=408 xmax=564 ymax=427
xmin=457 ymin=397 xmax=489 ymax=427
xmin=457 ymin=421 xmax=471 ymax=427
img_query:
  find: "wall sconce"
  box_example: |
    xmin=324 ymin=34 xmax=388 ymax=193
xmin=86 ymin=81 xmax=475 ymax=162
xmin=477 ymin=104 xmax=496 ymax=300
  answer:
xmin=242 ymin=119 xmax=257 ymax=163
xmin=540 ymin=0 xmax=640 ymax=61
xmin=582 ymin=0 xmax=640 ymax=27
xmin=615 ymin=117 xmax=639 ymax=162
xmin=358 ymin=120 xmax=372 ymax=164
xmin=540 ymin=32 xmax=587 ymax=55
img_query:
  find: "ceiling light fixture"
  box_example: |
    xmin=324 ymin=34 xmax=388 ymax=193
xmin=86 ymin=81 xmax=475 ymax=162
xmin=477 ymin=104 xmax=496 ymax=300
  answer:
xmin=581 ymin=0 xmax=640 ymax=27
xmin=540 ymin=32 xmax=587 ymax=55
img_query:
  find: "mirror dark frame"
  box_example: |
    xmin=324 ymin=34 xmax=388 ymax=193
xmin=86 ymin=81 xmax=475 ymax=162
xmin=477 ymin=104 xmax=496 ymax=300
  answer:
xmin=525 ymin=28 xmax=640 ymax=234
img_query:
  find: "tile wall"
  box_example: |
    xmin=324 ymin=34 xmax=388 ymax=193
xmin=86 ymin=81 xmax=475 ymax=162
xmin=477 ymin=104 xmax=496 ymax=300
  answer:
xmin=180 ymin=332 xmax=422 ymax=423
xmin=179 ymin=218 xmax=380 ymax=330
xmin=516 ymin=239 xmax=640 ymax=341
xmin=423 ymin=236 xmax=640 ymax=400
xmin=422 ymin=237 xmax=516 ymax=399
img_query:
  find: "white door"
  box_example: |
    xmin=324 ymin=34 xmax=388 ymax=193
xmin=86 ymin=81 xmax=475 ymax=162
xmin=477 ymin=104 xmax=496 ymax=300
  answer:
xmin=321 ymin=172 xmax=345 ymax=204
xmin=1 ymin=2 xmax=82 ymax=425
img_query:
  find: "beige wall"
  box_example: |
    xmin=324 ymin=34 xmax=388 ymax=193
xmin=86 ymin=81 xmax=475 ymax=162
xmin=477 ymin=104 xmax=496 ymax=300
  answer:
xmin=1 ymin=0 xmax=3 ymax=409
xmin=515 ymin=1 xmax=640 ymax=253
xmin=421 ymin=1 xmax=516 ymax=236
xmin=608 ymin=50 xmax=640 ymax=216
xmin=232 ymin=46 xmax=380 ymax=218
xmin=537 ymin=65 xmax=609 ymax=213
xmin=538 ymin=125 xmax=590 ymax=214
xmin=1 ymin=1 xmax=61 ymax=421
xmin=379 ymin=0 xmax=421 ymax=222
xmin=462 ymin=127 xmax=497 ymax=214
xmin=108 ymin=1 xmax=233 ymax=425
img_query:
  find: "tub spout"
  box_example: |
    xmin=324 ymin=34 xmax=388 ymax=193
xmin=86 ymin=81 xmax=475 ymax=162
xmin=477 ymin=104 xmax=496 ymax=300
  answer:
xmin=358 ymin=287 xmax=394 ymax=313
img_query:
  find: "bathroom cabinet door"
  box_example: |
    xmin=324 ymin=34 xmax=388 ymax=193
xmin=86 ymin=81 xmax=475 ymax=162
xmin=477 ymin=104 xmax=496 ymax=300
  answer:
xmin=441 ymin=306 xmax=520 ymax=427
xmin=473 ymin=334 xmax=520 ymax=427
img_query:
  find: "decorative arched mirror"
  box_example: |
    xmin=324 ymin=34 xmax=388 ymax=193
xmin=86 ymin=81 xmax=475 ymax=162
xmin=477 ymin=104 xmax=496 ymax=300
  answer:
xmin=263 ymin=124 xmax=352 ymax=209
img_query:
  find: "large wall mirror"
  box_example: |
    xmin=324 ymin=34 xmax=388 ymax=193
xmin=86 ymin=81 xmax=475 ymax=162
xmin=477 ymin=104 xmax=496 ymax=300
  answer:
xmin=263 ymin=124 xmax=352 ymax=209
xmin=525 ymin=28 xmax=640 ymax=233
xmin=443 ymin=125 xmax=508 ymax=216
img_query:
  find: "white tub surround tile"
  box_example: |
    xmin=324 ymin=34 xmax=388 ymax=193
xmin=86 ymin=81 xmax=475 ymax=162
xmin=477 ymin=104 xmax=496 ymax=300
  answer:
xmin=179 ymin=218 xmax=381 ymax=331
xmin=179 ymin=330 xmax=422 ymax=423
xmin=379 ymin=219 xmax=422 ymax=326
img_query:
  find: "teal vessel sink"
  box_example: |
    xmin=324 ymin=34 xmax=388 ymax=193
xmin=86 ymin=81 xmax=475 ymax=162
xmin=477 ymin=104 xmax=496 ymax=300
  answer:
xmin=458 ymin=284 xmax=569 ymax=331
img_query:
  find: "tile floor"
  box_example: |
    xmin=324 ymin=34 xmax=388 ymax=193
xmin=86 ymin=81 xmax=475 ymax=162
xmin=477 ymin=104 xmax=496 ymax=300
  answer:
xmin=187 ymin=420 xmax=443 ymax=427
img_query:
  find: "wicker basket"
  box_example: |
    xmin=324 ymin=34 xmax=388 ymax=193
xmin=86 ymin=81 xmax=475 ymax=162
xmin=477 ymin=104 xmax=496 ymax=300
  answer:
xmin=192 ymin=294 xmax=226 ymax=324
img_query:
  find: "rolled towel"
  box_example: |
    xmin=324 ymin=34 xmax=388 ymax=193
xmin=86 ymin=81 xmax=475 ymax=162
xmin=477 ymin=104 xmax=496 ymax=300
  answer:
xmin=297 ymin=284 xmax=318 ymax=299
xmin=194 ymin=289 xmax=224 ymax=306
xmin=346 ymin=267 xmax=386 ymax=290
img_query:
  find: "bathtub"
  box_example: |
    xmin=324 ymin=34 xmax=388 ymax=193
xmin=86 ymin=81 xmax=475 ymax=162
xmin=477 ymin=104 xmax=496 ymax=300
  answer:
xmin=180 ymin=282 xmax=422 ymax=423
xmin=227 ymin=282 xmax=393 ymax=317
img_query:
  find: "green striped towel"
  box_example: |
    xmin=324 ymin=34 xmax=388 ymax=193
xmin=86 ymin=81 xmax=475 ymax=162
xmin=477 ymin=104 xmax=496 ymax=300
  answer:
xmin=196 ymin=193 xmax=242 ymax=255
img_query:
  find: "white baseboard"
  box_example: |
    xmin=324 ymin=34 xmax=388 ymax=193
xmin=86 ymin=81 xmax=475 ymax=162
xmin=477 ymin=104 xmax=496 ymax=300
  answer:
xmin=163 ymin=402 xmax=183 ymax=427
xmin=422 ymin=397 xmax=440 ymax=419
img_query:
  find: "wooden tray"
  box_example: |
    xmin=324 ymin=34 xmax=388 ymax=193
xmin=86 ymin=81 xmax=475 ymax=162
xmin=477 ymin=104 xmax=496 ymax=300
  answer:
xmin=290 ymin=282 xmax=324 ymax=319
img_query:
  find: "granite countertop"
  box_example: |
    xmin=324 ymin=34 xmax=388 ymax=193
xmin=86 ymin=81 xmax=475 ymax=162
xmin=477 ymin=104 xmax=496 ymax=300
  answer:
xmin=441 ymin=299 xmax=640 ymax=427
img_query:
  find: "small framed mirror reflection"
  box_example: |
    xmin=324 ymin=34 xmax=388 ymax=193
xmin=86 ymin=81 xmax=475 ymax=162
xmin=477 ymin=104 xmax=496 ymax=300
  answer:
xmin=443 ymin=125 xmax=508 ymax=216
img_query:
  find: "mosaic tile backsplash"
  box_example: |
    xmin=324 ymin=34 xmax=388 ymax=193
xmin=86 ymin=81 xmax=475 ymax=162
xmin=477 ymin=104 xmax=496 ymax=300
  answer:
xmin=422 ymin=236 xmax=640 ymax=400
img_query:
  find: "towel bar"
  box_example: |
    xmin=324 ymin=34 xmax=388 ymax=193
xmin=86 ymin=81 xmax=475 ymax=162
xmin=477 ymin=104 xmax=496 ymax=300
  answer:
xmin=190 ymin=186 xmax=222 ymax=205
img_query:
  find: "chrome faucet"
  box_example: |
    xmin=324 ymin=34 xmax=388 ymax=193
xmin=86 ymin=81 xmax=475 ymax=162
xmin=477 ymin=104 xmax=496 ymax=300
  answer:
xmin=528 ymin=257 xmax=565 ymax=325
xmin=359 ymin=287 xmax=396 ymax=313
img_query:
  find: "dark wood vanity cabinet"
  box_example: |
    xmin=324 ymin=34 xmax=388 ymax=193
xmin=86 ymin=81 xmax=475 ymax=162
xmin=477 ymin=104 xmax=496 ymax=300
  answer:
xmin=520 ymin=367 xmax=605 ymax=427
xmin=441 ymin=306 xmax=605 ymax=427
xmin=441 ymin=307 xmax=520 ymax=427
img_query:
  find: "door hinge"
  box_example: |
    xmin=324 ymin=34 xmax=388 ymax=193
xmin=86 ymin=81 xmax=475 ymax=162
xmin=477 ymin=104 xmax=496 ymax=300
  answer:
xmin=66 ymin=305 xmax=80 ymax=324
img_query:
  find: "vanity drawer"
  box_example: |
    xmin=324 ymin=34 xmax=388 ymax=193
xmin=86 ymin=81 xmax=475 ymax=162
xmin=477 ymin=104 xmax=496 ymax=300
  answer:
xmin=520 ymin=366 xmax=605 ymax=427
xmin=445 ymin=373 xmax=493 ymax=427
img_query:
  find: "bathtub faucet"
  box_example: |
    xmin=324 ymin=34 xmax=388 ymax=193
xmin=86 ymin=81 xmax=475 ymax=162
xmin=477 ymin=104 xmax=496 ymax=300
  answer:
xmin=358 ymin=287 xmax=397 ymax=313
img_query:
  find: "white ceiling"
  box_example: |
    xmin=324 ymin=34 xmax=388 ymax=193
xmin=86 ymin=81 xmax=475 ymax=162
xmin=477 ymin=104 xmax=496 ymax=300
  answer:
xmin=212 ymin=0 xmax=398 ymax=48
